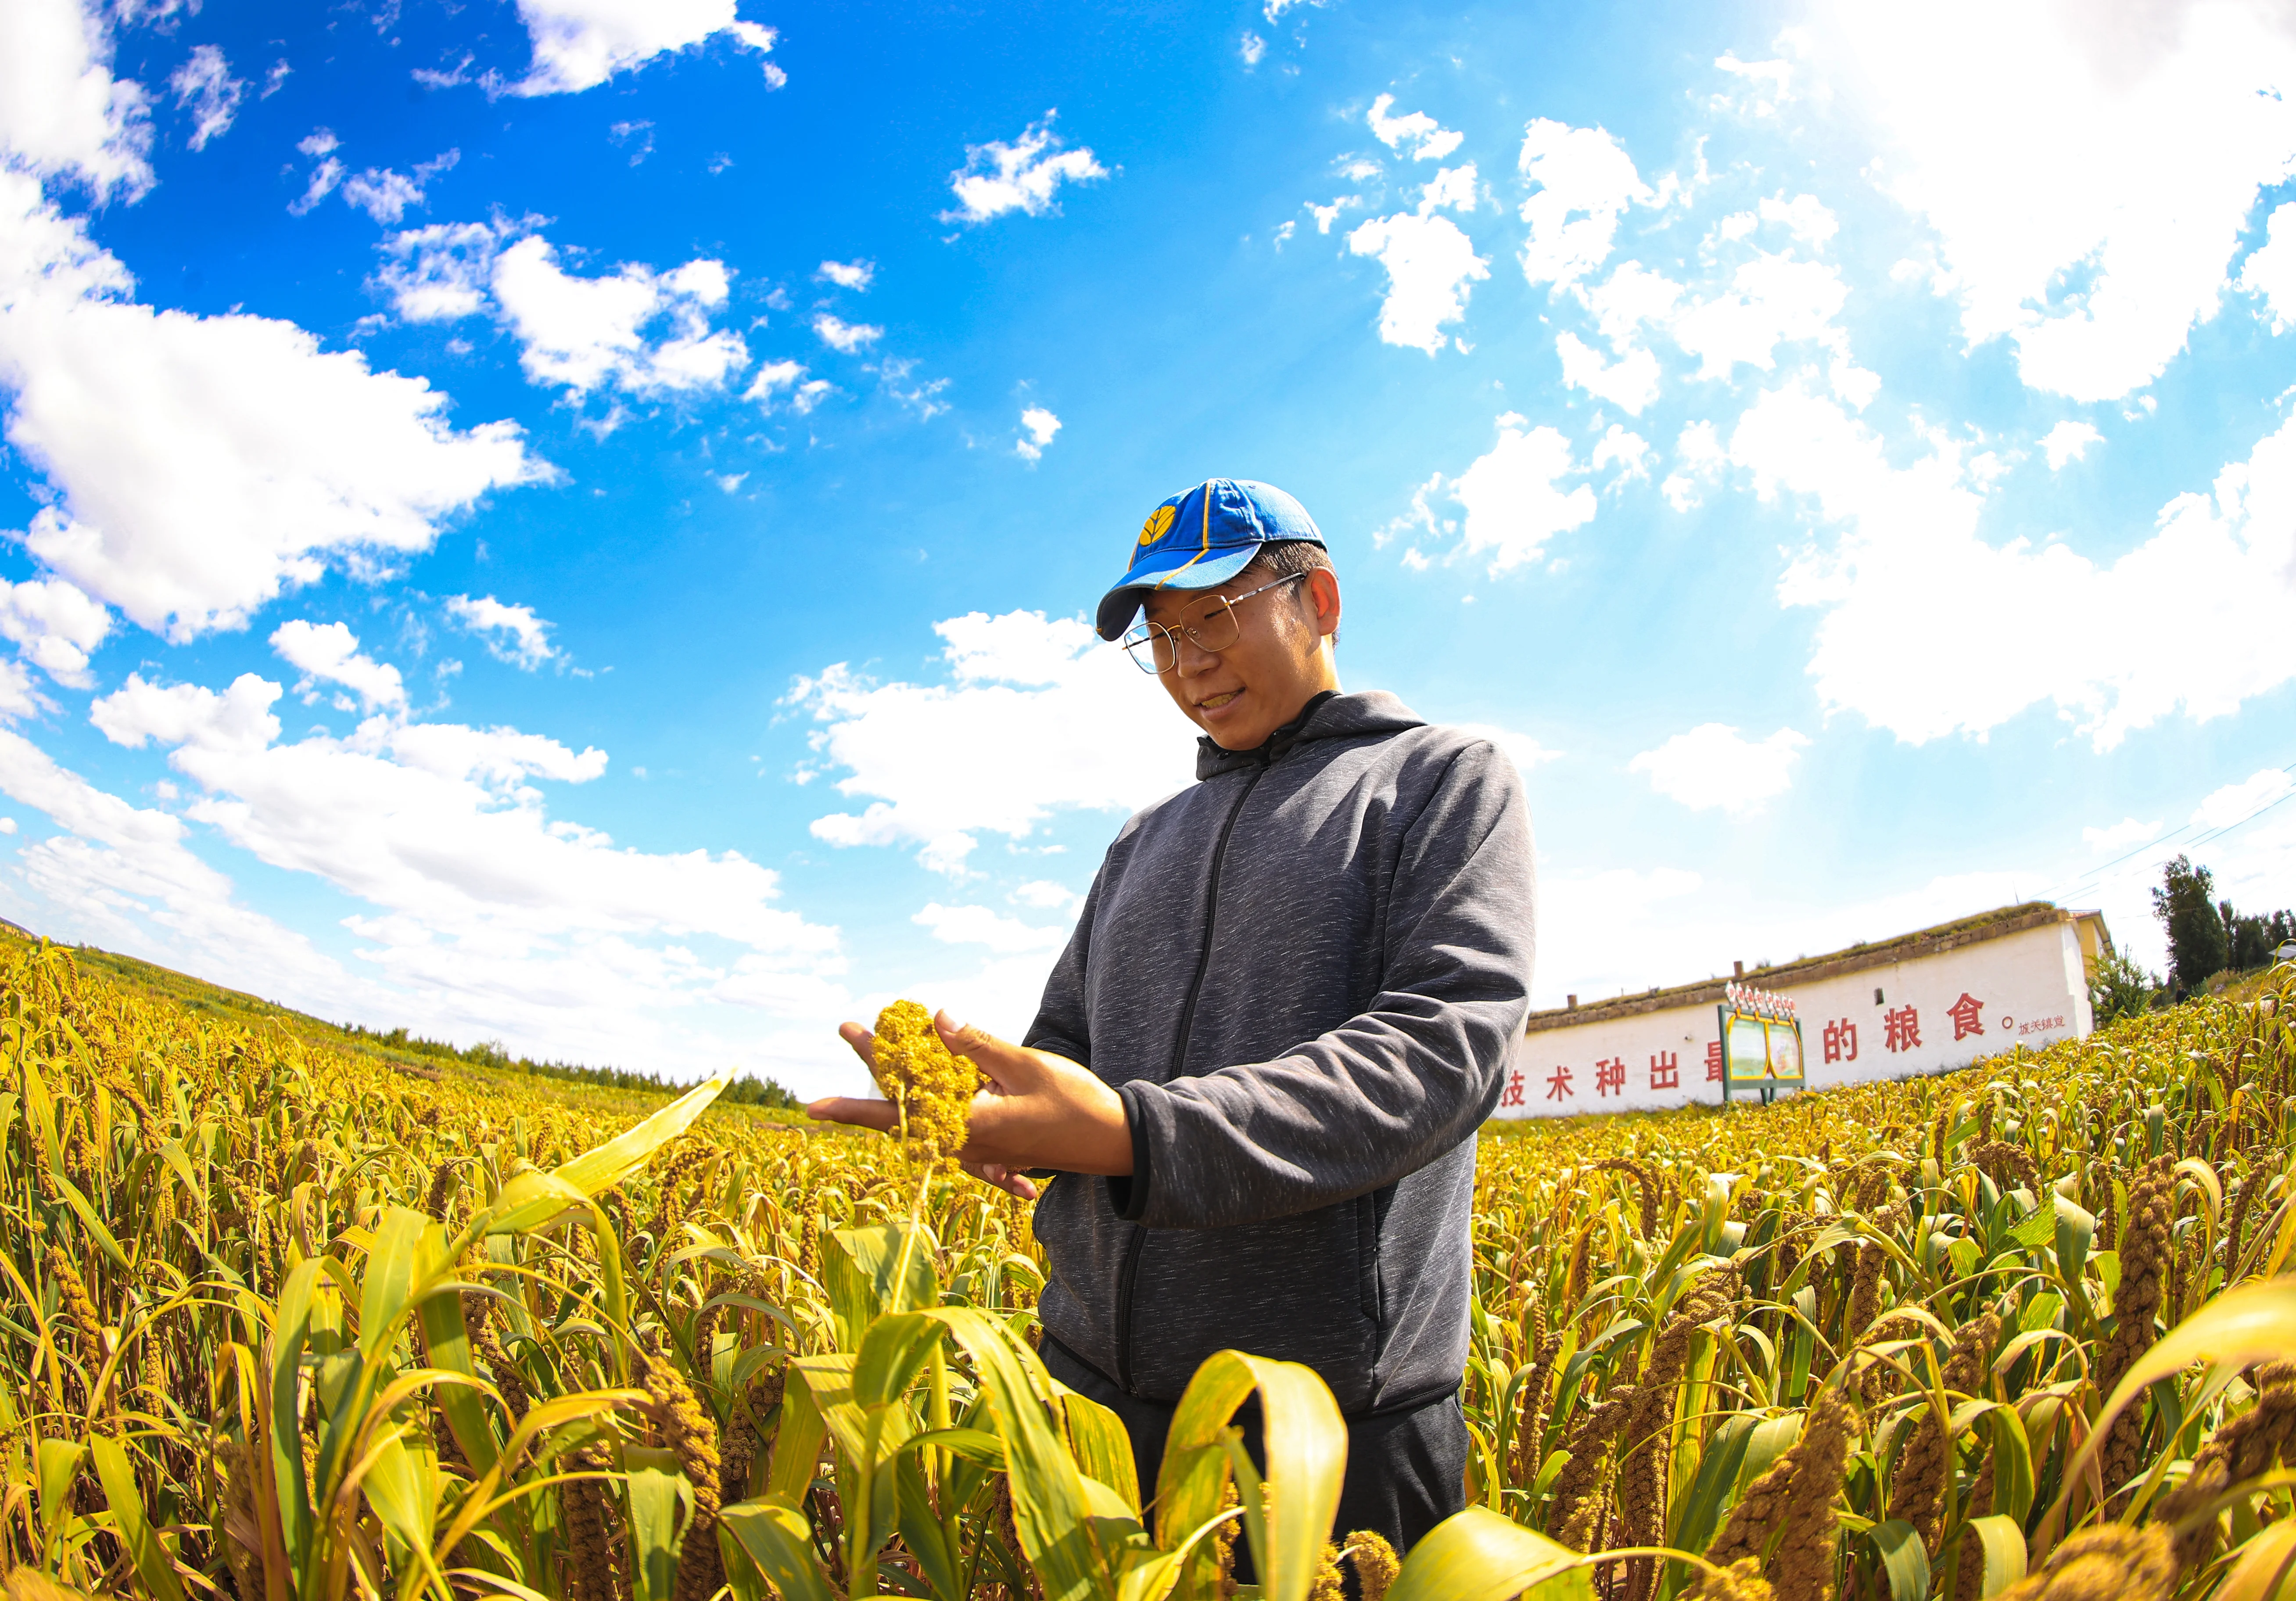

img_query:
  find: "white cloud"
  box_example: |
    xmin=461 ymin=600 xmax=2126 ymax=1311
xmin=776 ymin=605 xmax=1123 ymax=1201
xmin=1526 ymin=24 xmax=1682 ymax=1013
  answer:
xmin=868 ymin=356 xmax=949 ymax=420
xmin=509 ymin=0 xmax=783 ymax=97
xmin=444 ymin=593 xmax=556 ymax=669
xmin=1713 ymin=49 xmax=1795 ymax=118
xmin=1736 ymin=380 xmax=2296 ymax=749
xmin=2237 ymin=202 xmax=2296 ymax=332
xmin=1015 ymin=404 xmax=1061 ymax=462
xmin=1590 ymin=423 xmax=1651 ymax=485
xmin=287 ymin=131 xmax=346 ymax=215
xmin=1438 ymin=414 xmax=1596 ymax=573
xmin=2082 ymin=816 xmax=2160 ymax=854
xmin=490 ymin=235 xmax=747 ymax=400
xmin=169 ymin=44 xmax=244 ymax=152
xmin=1451 ymin=722 xmax=1564 ymax=772
xmin=340 ymin=168 xmax=420 ymax=225
xmin=80 ymin=671 xmax=850 ymax=1077
xmin=1758 ymin=193 xmax=1836 ymax=248
xmin=1815 ymin=2 xmax=2296 ymax=401
xmin=0 ymin=577 xmax=109 ymax=687
xmin=1628 ymin=722 xmax=1810 ymax=814
xmin=745 ymin=359 xmax=832 ymax=415
xmin=1556 ymin=331 xmax=1661 ymax=413
xmin=1239 ymin=32 xmax=1266 ymax=67
xmin=0 ymin=727 xmax=361 ymax=1006
xmin=0 ymin=663 xmax=45 ymax=722
xmin=0 ymin=172 xmax=548 ymax=641
xmin=1366 ymin=94 xmax=1464 ymax=162
xmin=375 ymin=221 xmax=508 ymax=323
xmin=817 ymin=258 xmax=874 ymax=290
xmin=915 ymin=901 xmax=1069 ymax=955
xmin=942 ymin=114 xmax=1109 ymax=224
xmin=0 ymin=0 xmax=153 ymax=199
xmin=2192 ymin=768 xmax=2295 ymax=831
xmin=270 ymin=620 xmax=406 ymax=711
xmin=1671 ymin=251 xmax=1849 ymax=381
xmin=812 ymin=313 xmax=881 ymax=352
xmin=1584 ymin=261 xmax=1686 ymax=348
xmin=788 ymin=609 xmax=1195 ymax=876
xmin=1518 ymin=119 xmax=1650 ymax=287
xmin=1660 ymin=418 xmax=1727 ymax=511
xmin=2041 ymin=420 xmax=2103 ymax=470
xmin=1346 ymin=188 xmax=1489 ymax=355
xmin=1011 ymin=879 xmax=1079 ymax=911
xmin=1309 ymin=196 xmax=1362 ymax=234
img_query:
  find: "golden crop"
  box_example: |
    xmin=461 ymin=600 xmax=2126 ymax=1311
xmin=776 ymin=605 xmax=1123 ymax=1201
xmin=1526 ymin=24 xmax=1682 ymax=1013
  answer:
xmin=1 ymin=929 xmax=2293 ymax=1601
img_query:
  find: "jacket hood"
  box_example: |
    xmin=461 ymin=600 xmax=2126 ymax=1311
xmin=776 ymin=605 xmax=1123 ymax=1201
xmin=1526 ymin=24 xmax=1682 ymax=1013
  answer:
xmin=1195 ymin=689 xmax=1425 ymax=780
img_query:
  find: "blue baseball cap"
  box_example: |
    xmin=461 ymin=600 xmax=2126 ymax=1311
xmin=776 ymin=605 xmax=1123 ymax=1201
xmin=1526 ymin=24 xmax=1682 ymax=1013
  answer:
xmin=1094 ymin=478 xmax=1326 ymax=640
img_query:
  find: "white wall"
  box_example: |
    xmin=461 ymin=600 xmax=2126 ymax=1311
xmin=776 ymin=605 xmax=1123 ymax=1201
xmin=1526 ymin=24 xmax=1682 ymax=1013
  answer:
xmin=1492 ymin=919 xmax=2094 ymax=1119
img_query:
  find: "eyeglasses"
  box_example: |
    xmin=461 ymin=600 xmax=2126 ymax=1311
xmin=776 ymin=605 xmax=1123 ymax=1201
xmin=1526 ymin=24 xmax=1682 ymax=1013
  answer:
xmin=1120 ymin=571 xmax=1308 ymax=675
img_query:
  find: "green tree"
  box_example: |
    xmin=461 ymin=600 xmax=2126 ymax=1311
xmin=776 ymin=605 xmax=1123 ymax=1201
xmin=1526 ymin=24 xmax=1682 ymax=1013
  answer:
xmin=2152 ymin=854 xmax=2227 ymax=996
xmin=2087 ymin=944 xmax=2159 ymax=1027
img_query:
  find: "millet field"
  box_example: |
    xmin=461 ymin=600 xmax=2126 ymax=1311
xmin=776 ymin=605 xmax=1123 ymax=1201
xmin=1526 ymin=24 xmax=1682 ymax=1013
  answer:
xmin=5 ymin=928 xmax=2296 ymax=1601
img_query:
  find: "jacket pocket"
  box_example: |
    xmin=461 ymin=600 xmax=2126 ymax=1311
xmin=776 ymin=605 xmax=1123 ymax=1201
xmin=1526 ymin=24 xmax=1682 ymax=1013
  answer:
xmin=1356 ymin=1193 xmax=1382 ymax=1323
xmin=1123 ymin=1201 xmax=1382 ymax=1411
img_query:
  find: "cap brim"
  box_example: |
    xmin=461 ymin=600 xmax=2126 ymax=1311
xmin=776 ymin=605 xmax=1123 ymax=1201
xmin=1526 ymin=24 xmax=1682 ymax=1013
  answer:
xmin=1094 ymin=546 xmax=1259 ymax=639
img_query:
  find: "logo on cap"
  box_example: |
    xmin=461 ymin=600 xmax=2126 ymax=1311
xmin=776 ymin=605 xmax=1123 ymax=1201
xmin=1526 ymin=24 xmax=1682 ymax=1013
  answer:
xmin=1137 ymin=504 xmax=1176 ymax=548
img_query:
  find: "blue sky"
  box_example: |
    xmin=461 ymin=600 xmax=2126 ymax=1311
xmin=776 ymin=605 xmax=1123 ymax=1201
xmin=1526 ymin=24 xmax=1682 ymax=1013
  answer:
xmin=3 ymin=0 xmax=2294 ymax=1095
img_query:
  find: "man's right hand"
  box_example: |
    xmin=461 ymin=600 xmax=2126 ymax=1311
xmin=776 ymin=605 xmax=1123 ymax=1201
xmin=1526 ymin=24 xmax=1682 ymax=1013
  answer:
xmin=808 ymin=1011 xmax=1133 ymax=1199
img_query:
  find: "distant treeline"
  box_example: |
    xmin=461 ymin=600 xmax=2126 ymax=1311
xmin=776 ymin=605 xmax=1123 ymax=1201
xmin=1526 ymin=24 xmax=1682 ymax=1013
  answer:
xmin=336 ymin=1023 xmax=804 ymax=1109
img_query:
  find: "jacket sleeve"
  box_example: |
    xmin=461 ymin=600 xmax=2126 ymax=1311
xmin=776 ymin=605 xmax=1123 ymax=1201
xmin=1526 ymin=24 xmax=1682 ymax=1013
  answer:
xmin=1116 ymin=740 xmax=1535 ymax=1229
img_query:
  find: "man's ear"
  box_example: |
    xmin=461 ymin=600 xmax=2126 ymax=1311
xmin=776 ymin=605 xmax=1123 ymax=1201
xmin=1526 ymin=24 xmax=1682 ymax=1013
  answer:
xmin=1305 ymin=568 xmax=1342 ymax=639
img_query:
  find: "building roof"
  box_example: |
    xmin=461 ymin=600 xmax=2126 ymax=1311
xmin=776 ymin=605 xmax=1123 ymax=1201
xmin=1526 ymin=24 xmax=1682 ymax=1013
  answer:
xmin=1526 ymin=901 xmax=2105 ymax=1035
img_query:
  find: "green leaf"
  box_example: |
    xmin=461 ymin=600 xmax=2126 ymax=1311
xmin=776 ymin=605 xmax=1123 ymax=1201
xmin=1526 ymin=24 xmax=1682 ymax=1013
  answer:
xmin=1868 ymin=1518 xmax=1930 ymax=1601
xmin=2053 ymin=1196 xmax=2096 ymax=1289
xmin=828 ymin=1224 xmax=938 ymax=1350
xmin=2006 ymin=1202 xmax=2055 ymax=1251
xmin=1058 ymin=1383 xmax=1141 ymax=1516
xmin=721 ymin=1496 xmax=839 ymax=1601
xmin=1152 ymin=1348 xmax=1347 ymax=1601
xmin=358 ymin=1430 xmax=438 ymax=1577
xmin=2042 ymin=1278 xmax=2296 ymax=1549
xmin=556 ymin=1073 xmax=731 ymax=1197
xmin=414 ymin=1224 xmax=500 ymax=1477
xmin=92 ymin=1434 xmax=189 ymax=1601
xmin=357 ymin=1205 xmax=429 ymax=1358
xmin=37 ymin=1436 xmax=84 ymax=1551
xmin=1667 ymin=1411 xmax=1754 ymax=1559
xmin=48 ymin=1163 xmax=131 ymax=1271
xmin=268 ymin=1258 xmax=326 ymax=1566
xmin=625 ymin=1444 xmax=686 ymax=1601
xmin=1386 ymin=1506 xmax=1593 ymax=1601
xmin=1968 ymin=1514 xmax=2028 ymax=1598
xmin=2211 ymin=1518 xmax=2296 ymax=1601
xmin=1982 ymin=1406 xmax=2034 ymax=1526
xmin=922 ymin=1305 xmax=1109 ymax=1601
xmin=854 ymin=1309 xmax=944 ymax=1408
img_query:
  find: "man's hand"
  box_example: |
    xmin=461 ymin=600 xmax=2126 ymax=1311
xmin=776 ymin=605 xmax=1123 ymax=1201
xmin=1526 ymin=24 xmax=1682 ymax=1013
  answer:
xmin=807 ymin=1012 xmax=1131 ymax=1199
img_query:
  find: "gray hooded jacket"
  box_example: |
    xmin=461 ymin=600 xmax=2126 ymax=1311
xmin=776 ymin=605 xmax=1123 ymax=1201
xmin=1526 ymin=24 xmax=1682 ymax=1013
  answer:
xmin=1022 ymin=689 xmax=1536 ymax=1414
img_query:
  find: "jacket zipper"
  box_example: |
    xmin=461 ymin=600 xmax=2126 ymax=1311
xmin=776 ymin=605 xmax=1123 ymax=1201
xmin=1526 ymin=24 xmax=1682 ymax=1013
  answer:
xmin=1115 ymin=754 xmax=1272 ymax=1393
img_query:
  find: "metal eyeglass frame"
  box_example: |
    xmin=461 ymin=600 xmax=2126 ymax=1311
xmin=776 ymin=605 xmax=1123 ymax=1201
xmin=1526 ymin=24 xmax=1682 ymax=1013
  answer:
xmin=1119 ymin=571 xmax=1309 ymax=675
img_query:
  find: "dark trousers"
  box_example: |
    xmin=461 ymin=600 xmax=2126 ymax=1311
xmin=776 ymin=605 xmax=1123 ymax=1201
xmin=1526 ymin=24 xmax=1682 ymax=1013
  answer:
xmin=1040 ymin=1336 xmax=1467 ymax=1564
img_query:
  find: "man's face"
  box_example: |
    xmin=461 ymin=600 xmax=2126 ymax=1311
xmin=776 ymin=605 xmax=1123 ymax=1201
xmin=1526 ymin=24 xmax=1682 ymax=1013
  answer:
xmin=1140 ymin=563 xmax=1341 ymax=749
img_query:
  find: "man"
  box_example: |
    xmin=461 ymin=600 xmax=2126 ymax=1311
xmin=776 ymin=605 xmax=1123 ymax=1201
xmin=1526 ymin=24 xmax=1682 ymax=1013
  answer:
xmin=811 ymin=477 xmax=1536 ymax=1554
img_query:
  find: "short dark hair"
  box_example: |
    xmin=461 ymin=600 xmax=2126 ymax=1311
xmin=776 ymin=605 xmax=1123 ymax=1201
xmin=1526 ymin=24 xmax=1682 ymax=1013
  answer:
xmin=1247 ymin=539 xmax=1333 ymax=583
xmin=1243 ymin=539 xmax=1338 ymax=646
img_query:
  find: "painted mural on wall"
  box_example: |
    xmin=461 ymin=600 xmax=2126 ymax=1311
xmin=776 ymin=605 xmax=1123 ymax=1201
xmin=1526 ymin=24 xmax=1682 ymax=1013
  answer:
xmin=1492 ymin=910 xmax=2101 ymax=1120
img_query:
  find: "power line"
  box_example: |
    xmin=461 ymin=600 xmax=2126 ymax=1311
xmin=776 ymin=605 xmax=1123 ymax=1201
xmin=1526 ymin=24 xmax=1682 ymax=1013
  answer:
xmin=2042 ymin=755 xmax=2296 ymax=905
